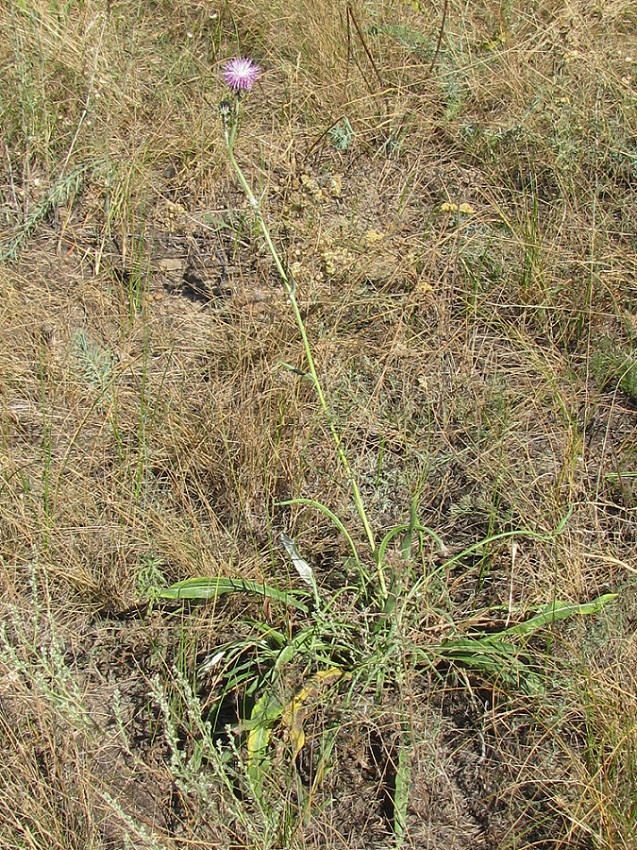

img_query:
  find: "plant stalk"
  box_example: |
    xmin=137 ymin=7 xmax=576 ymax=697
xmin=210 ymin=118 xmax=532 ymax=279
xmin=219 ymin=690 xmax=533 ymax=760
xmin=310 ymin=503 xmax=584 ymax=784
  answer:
xmin=225 ymin=127 xmax=386 ymax=597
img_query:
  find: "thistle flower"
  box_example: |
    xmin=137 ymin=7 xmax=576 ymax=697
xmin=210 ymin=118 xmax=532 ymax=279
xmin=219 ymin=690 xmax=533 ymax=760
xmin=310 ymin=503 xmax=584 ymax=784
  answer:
xmin=223 ymin=57 xmax=261 ymax=92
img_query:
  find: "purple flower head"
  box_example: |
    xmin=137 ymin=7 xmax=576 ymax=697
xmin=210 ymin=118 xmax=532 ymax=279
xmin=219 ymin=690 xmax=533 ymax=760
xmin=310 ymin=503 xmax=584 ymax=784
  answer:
xmin=223 ymin=57 xmax=261 ymax=92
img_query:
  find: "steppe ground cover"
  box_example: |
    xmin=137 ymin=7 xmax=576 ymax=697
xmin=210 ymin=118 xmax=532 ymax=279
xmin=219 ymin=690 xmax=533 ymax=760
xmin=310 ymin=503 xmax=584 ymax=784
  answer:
xmin=1 ymin=1 xmax=637 ymax=848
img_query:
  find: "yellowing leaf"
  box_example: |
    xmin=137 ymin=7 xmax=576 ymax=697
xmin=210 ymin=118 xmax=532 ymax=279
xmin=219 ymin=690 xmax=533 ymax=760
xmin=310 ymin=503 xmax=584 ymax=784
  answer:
xmin=281 ymin=668 xmax=344 ymax=758
xmin=246 ymin=692 xmax=284 ymax=792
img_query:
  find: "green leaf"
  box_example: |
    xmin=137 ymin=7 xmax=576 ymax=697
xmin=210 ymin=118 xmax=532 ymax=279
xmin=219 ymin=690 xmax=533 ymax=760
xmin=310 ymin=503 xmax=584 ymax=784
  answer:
xmin=246 ymin=691 xmax=283 ymax=796
xmin=277 ymin=498 xmax=363 ymax=571
xmin=434 ymin=594 xmax=617 ymax=694
xmin=394 ymin=739 xmax=412 ymax=846
xmin=435 ymin=639 xmax=542 ymax=693
xmin=156 ymin=576 xmax=310 ymax=613
xmin=496 ymin=593 xmax=617 ymax=640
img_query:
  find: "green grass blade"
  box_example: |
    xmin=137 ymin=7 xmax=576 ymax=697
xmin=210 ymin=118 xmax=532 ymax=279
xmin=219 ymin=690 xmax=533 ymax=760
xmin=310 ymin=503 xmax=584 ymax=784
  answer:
xmin=379 ymin=521 xmax=448 ymax=567
xmin=440 ymin=528 xmax=554 ymax=571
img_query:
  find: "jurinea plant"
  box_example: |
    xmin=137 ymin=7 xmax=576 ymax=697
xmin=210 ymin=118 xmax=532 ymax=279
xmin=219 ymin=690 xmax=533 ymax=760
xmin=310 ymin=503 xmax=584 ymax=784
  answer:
xmin=151 ymin=59 xmax=619 ymax=843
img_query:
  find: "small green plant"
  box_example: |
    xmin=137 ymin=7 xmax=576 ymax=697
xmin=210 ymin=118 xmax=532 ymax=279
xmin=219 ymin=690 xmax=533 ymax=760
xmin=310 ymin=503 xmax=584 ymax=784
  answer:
xmin=0 ymin=555 xmax=92 ymax=731
xmin=135 ymin=553 xmax=168 ymax=612
xmin=73 ymin=330 xmax=116 ymax=402
xmin=329 ymin=116 xmax=355 ymax=151
xmin=1 ymin=164 xmax=90 ymax=262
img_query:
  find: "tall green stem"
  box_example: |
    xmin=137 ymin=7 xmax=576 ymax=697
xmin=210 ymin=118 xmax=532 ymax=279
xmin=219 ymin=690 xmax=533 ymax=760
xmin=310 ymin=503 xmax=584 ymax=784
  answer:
xmin=225 ymin=131 xmax=386 ymax=598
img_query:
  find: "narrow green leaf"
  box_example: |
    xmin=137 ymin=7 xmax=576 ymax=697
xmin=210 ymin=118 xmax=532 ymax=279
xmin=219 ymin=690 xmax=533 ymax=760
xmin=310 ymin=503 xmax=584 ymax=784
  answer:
xmin=394 ymin=740 xmax=411 ymax=846
xmin=277 ymin=498 xmax=363 ymax=571
xmin=246 ymin=691 xmax=283 ymax=796
xmin=434 ymin=593 xmax=617 ymax=695
xmin=497 ymin=593 xmax=617 ymax=640
xmin=156 ymin=576 xmax=310 ymax=612
xmin=434 ymin=639 xmax=541 ymax=693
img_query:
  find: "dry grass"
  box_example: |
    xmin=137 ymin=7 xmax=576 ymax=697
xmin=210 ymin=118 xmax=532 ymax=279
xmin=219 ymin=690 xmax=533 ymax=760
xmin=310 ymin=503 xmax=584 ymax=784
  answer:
xmin=1 ymin=0 xmax=637 ymax=847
